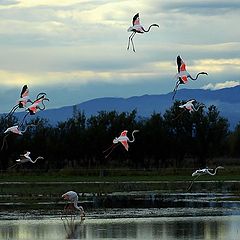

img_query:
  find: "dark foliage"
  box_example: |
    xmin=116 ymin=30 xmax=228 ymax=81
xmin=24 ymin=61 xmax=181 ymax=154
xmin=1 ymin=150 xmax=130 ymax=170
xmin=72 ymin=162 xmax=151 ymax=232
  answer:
xmin=0 ymin=102 xmax=232 ymax=170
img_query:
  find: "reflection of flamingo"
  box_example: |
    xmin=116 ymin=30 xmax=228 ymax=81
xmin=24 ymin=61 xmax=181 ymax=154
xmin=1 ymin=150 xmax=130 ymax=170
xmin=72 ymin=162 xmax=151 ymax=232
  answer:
xmin=187 ymin=166 xmax=224 ymax=192
xmin=172 ymin=56 xmax=208 ymax=100
xmin=127 ymin=13 xmax=159 ymax=52
xmin=8 ymin=151 xmax=44 ymax=169
xmin=1 ymin=124 xmax=36 ymax=151
xmin=62 ymin=191 xmax=85 ymax=220
xmin=103 ymin=130 xmax=139 ymax=158
xmin=4 ymin=85 xmax=32 ymax=120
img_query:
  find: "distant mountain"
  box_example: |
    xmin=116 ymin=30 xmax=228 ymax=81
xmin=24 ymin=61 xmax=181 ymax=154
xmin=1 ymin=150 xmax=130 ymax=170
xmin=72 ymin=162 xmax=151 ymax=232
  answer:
xmin=7 ymin=86 xmax=240 ymax=129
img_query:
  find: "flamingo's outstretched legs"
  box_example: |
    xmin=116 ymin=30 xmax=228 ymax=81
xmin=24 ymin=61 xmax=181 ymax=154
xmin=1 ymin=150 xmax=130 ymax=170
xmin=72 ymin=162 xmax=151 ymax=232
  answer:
xmin=127 ymin=32 xmax=136 ymax=52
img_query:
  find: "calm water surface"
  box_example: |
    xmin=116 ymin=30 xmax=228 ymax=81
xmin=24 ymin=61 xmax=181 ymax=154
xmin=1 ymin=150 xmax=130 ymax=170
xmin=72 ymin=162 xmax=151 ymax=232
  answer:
xmin=0 ymin=215 xmax=239 ymax=240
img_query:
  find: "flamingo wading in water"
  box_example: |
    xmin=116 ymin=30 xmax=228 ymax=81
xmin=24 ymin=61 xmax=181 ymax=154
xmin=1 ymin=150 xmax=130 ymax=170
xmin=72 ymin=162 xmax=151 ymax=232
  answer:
xmin=103 ymin=130 xmax=139 ymax=158
xmin=127 ymin=13 xmax=159 ymax=52
xmin=62 ymin=191 xmax=85 ymax=220
xmin=187 ymin=166 xmax=224 ymax=191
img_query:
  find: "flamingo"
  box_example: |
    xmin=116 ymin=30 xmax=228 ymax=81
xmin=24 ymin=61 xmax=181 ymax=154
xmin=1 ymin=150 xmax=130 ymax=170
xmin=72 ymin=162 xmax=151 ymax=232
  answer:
xmin=61 ymin=191 xmax=85 ymax=220
xmin=27 ymin=93 xmax=49 ymax=115
xmin=187 ymin=166 xmax=224 ymax=191
xmin=103 ymin=130 xmax=139 ymax=158
xmin=20 ymin=93 xmax=49 ymax=124
xmin=127 ymin=13 xmax=159 ymax=52
xmin=1 ymin=124 xmax=36 ymax=151
xmin=8 ymin=151 xmax=44 ymax=169
xmin=172 ymin=56 xmax=208 ymax=100
xmin=173 ymin=99 xmax=205 ymax=120
xmin=4 ymin=85 xmax=32 ymax=120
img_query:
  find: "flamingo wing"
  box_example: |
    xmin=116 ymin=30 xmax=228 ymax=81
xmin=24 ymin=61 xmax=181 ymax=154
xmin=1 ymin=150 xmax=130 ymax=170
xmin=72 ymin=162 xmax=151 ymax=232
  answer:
xmin=20 ymin=85 xmax=29 ymax=98
xmin=132 ymin=13 xmax=140 ymax=26
xmin=120 ymin=140 xmax=129 ymax=151
xmin=120 ymin=130 xmax=128 ymax=137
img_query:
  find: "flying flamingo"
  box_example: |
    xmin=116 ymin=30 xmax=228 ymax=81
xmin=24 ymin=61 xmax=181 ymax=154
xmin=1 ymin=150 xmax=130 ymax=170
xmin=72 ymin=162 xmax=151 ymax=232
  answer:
xmin=172 ymin=56 xmax=208 ymax=100
xmin=20 ymin=93 xmax=49 ymax=124
xmin=8 ymin=151 xmax=44 ymax=169
xmin=187 ymin=166 xmax=224 ymax=191
xmin=173 ymin=99 xmax=205 ymax=120
xmin=61 ymin=191 xmax=85 ymax=220
xmin=103 ymin=130 xmax=139 ymax=158
xmin=1 ymin=124 xmax=36 ymax=151
xmin=127 ymin=13 xmax=159 ymax=52
xmin=4 ymin=85 xmax=32 ymax=120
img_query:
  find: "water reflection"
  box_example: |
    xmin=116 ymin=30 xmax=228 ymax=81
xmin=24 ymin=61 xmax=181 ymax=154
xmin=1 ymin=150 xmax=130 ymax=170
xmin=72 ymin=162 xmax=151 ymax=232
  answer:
xmin=0 ymin=216 xmax=240 ymax=240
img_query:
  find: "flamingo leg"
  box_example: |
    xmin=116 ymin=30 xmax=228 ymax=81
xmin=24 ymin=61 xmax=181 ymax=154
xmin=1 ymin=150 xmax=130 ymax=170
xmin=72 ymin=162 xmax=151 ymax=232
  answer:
xmin=172 ymin=109 xmax=186 ymax=121
xmin=4 ymin=104 xmax=19 ymax=120
xmin=19 ymin=112 xmax=30 ymax=127
xmin=1 ymin=133 xmax=10 ymax=151
xmin=186 ymin=175 xmax=201 ymax=192
xmin=104 ymin=144 xmax=119 ymax=158
xmin=8 ymin=163 xmax=20 ymax=170
xmin=103 ymin=143 xmax=115 ymax=153
xmin=172 ymin=81 xmax=180 ymax=100
xmin=130 ymin=32 xmax=136 ymax=52
xmin=127 ymin=32 xmax=135 ymax=51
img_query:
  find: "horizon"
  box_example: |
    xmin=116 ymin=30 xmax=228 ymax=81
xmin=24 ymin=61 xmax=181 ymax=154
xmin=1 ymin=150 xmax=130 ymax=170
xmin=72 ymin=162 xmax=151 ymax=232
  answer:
xmin=0 ymin=0 xmax=239 ymax=113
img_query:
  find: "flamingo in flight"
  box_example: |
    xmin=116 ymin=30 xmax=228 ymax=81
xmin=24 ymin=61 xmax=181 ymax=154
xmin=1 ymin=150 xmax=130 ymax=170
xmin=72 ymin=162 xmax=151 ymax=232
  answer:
xmin=127 ymin=13 xmax=159 ymax=52
xmin=20 ymin=93 xmax=49 ymax=124
xmin=187 ymin=166 xmax=224 ymax=192
xmin=4 ymin=85 xmax=32 ymax=120
xmin=103 ymin=130 xmax=139 ymax=158
xmin=172 ymin=56 xmax=208 ymax=100
xmin=8 ymin=151 xmax=44 ymax=169
xmin=1 ymin=124 xmax=36 ymax=151
xmin=62 ymin=191 xmax=85 ymax=220
xmin=173 ymin=99 xmax=205 ymax=120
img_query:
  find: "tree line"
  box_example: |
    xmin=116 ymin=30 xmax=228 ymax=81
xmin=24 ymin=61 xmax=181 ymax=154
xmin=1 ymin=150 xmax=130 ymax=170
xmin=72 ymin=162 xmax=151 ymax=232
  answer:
xmin=0 ymin=101 xmax=239 ymax=171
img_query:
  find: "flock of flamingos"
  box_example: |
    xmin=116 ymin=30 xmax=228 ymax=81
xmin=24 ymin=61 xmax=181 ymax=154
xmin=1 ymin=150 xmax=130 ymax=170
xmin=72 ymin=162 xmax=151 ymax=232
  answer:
xmin=1 ymin=13 xmax=224 ymax=220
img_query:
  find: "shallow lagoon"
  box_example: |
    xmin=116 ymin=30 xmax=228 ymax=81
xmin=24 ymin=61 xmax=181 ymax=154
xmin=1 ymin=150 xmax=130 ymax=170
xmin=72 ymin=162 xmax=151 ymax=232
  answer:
xmin=0 ymin=214 xmax=240 ymax=240
xmin=1 ymin=183 xmax=240 ymax=239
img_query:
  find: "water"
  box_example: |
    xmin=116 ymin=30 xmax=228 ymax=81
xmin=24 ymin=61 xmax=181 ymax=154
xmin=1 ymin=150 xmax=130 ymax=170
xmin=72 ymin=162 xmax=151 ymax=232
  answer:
xmin=0 ymin=215 xmax=239 ymax=240
xmin=1 ymin=186 xmax=240 ymax=239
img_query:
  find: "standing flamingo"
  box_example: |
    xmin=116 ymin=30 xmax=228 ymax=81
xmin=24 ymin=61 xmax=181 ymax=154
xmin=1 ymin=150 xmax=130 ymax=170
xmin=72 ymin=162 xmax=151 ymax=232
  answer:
xmin=62 ymin=191 xmax=85 ymax=220
xmin=1 ymin=124 xmax=36 ymax=151
xmin=172 ymin=56 xmax=208 ymax=100
xmin=8 ymin=151 xmax=44 ymax=169
xmin=103 ymin=130 xmax=139 ymax=158
xmin=127 ymin=13 xmax=159 ymax=52
xmin=187 ymin=166 xmax=224 ymax=191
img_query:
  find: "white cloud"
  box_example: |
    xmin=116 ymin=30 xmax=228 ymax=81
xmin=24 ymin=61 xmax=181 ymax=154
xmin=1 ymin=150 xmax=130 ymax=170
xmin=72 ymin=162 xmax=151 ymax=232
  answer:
xmin=202 ymin=81 xmax=240 ymax=90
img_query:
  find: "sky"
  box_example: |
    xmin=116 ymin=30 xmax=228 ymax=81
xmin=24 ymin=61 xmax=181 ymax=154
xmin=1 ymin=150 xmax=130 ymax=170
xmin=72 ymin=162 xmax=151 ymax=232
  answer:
xmin=0 ymin=0 xmax=239 ymax=112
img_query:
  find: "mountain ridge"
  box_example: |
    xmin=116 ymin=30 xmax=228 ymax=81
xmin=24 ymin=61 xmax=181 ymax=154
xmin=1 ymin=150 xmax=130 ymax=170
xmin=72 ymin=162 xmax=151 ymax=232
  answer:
xmin=4 ymin=86 xmax=240 ymax=129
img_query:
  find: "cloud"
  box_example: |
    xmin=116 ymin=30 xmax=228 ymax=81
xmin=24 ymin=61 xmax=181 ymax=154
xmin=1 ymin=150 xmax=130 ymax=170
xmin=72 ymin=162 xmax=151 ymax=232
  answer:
xmin=202 ymin=81 xmax=240 ymax=90
xmin=0 ymin=0 xmax=19 ymax=6
xmin=159 ymin=0 xmax=240 ymax=15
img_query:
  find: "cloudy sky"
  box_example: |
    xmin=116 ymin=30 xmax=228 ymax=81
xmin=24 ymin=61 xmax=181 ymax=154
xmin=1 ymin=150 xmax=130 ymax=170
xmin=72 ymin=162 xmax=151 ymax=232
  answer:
xmin=0 ymin=0 xmax=239 ymax=112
